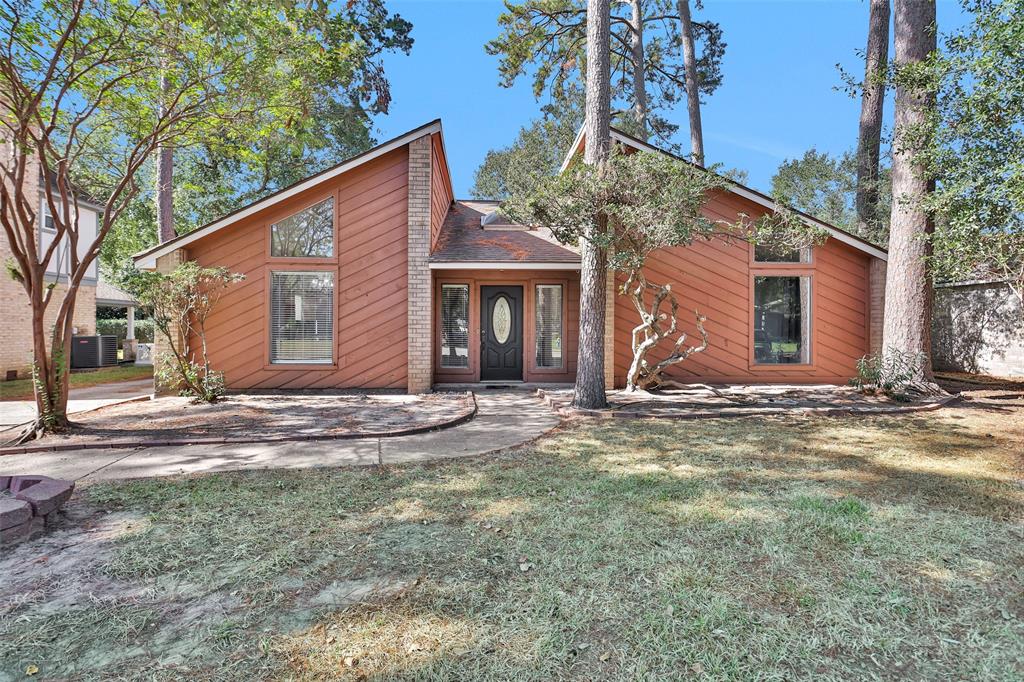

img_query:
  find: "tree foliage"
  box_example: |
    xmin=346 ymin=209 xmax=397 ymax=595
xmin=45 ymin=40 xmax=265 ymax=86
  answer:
xmin=471 ymin=88 xmax=584 ymax=199
xmin=125 ymin=262 xmax=243 ymax=402
xmin=923 ymin=0 xmax=1024 ymax=300
xmin=506 ymin=148 xmax=828 ymax=390
xmin=485 ymin=0 xmax=724 ymax=143
xmin=0 ymin=0 xmax=409 ymax=435
xmin=101 ymin=0 xmax=413 ymax=280
xmin=771 ymin=148 xmax=891 ymax=245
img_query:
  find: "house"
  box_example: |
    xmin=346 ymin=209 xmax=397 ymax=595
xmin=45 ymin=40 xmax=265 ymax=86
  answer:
xmin=132 ymin=120 xmax=888 ymax=392
xmin=0 ymin=167 xmax=101 ymax=381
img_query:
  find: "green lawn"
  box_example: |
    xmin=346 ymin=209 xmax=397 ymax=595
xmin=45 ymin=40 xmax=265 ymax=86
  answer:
xmin=0 ymin=364 xmax=152 ymax=401
xmin=1 ymin=404 xmax=1021 ymax=679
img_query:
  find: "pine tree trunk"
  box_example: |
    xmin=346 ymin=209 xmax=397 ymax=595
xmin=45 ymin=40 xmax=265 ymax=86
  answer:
xmin=628 ymin=0 xmax=647 ymax=135
xmin=573 ymin=0 xmax=612 ymax=410
xmin=883 ymin=0 xmax=936 ymax=380
xmin=156 ymin=71 xmax=174 ymax=243
xmin=855 ymin=0 xmax=890 ymax=241
xmin=677 ymin=0 xmax=704 ymax=165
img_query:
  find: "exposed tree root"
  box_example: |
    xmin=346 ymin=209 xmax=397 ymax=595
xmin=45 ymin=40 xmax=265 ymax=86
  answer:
xmin=7 ymin=415 xmax=74 ymax=446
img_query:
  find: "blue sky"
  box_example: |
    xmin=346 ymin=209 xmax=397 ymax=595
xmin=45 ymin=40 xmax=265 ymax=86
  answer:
xmin=374 ymin=0 xmax=969 ymax=198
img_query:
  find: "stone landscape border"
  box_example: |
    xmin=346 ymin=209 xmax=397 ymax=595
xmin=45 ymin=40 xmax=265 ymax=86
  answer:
xmin=0 ymin=394 xmax=478 ymax=456
xmin=0 ymin=476 xmax=75 ymax=545
xmin=536 ymin=388 xmax=960 ymax=420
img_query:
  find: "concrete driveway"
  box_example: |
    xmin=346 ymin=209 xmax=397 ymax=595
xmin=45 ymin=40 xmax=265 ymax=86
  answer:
xmin=0 ymin=378 xmax=153 ymax=428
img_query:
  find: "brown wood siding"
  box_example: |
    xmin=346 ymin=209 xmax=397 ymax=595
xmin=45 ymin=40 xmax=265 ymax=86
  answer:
xmin=189 ymin=146 xmax=410 ymax=389
xmin=613 ymin=190 xmax=874 ymax=386
xmin=429 ymin=133 xmax=453 ymax=250
xmin=432 ymin=269 xmax=579 ymax=384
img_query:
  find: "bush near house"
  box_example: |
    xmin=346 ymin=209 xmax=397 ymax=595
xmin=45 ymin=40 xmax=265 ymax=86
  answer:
xmin=95 ymin=319 xmax=155 ymax=344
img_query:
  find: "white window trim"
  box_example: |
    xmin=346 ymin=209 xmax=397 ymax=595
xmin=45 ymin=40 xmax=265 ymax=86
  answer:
xmin=40 ymin=197 xmax=56 ymax=233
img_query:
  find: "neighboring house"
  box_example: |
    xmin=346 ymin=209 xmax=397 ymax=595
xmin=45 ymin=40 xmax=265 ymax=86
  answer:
xmin=0 ymin=168 xmax=100 ymax=380
xmin=932 ymin=279 xmax=1023 ymax=377
xmin=133 ymin=120 xmax=888 ymax=392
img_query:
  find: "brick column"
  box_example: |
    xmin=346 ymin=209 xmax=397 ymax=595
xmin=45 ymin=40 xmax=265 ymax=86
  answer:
xmin=406 ymin=135 xmax=433 ymax=393
xmin=604 ymin=267 xmax=616 ymax=389
xmin=868 ymin=257 xmax=887 ymax=356
xmin=153 ymin=248 xmax=186 ymax=396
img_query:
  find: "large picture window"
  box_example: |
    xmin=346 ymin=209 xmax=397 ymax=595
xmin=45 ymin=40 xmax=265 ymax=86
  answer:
xmin=753 ymin=276 xmax=811 ymax=364
xmin=270 ymin=197 xmax=334 ymax=258
xmin=440 ymin=284 xmax=469 ymax=368
xmin=270 ymin=272 xmax=334 ymax=364
xmin=535 ymin=284 xmax=563 ymax=369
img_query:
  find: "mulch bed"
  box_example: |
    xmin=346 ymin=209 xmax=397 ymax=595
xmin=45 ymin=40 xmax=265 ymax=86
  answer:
xmin=538 ymin=383 xmax=958 ymax=419
xmin=1 ymin=392 xmax=476 ymax=454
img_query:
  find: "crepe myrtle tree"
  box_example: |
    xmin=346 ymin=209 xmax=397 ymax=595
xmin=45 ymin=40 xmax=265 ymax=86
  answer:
xmin=125 ymin=262 xmax=243 ymax=402
xmin=506 ymin=148 xmax=827 ymax=391
xmin=0 ymin=0 xmax=308 ymax=440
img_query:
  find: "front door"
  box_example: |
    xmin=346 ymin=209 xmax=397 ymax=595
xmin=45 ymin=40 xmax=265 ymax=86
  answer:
xmin=480 ymin=285 xmax=523 ymax=381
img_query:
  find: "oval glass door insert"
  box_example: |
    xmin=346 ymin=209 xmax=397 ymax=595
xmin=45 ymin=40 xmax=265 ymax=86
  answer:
xmin=492 ymin=296 xmax=512 ymax=343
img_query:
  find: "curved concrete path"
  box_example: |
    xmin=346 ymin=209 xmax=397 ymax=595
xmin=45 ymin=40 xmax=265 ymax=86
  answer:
xmin=0 ymin=391 xmax=559 ymax=483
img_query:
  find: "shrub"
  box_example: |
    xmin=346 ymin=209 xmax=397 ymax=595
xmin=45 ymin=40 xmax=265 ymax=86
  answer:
xmin=125 ymin=262 xmax=243 ymax=402
xmin=850 ymin=349 xmax=927 ymax=401
xmin=95 ymin=318 xmax=155 ymax=344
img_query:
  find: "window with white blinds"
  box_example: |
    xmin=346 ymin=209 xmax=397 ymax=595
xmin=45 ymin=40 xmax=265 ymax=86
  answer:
xmin=270 ymin=197 xmax=334 ymax=258
xmin=270 ymin=272 xmax=334 ymax=364
xmin=535 ymin=284 xmax=563 ymax=368
xmin=440 ymin=284 xmax=469 ymax=368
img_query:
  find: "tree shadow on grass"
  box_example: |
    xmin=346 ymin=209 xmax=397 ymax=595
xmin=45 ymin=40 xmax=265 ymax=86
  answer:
xmin=4 ymin=406 xmax=1022 ymax=679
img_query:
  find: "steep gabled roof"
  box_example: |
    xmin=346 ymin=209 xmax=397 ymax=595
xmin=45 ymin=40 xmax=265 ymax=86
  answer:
xmin=559 ymin=125 xmax=888 ymax=261
xmin=429 ymin=200 xmax=580 ymax=268
xmin=133 ymin=119 xmax=448 ymax=269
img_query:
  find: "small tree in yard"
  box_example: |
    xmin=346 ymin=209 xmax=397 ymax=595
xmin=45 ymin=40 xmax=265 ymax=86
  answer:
xmin=0 ymin=0 xmax=345 ymax=439
xmin=127 ymin=263 xmax=242 ymax=402
xmin=507 ymin=148 xmax=827 ymax=392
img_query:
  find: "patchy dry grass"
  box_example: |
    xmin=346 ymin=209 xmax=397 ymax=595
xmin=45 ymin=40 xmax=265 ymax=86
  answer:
xmin=1 ymin=403 xmax=1022 ymax=680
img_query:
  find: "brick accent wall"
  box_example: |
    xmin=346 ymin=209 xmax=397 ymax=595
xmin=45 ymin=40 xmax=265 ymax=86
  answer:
xmin=868 ymin=257 xmax=887 ymax=356
xmin=152 ymin=248 xmax=186 ymax=395
xmin=1 ymin=140 xmax=97 ymax=380
xmin=406 ymin=135 xmax=433 ymax=393
xmin=0 ymin=279 xmax=97 ymax=380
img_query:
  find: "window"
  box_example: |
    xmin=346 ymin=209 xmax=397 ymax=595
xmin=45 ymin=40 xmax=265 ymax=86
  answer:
xmin=535 ymin=284 xmax=563 ymax=368
xmin=270 ymin=272 xmax=334 ymax=364
xmin=753 ymin=276 xmax=811 ymax=364
xmin=754 ymin=244 xmax=810 ymax=263
xmin=270 ymin=197 xmax=334 ymax=258
xmin=40 ymin=199 xmax=55 ymax=232
xmin=440 ymin=284 xmax=469 ymax=368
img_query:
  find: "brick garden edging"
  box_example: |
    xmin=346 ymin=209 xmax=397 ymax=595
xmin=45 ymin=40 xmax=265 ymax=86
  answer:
xmin=0 ymin=394 xmax=478 ymax=456
xmin=0 ymin=475 xmax=74 ymax=545
xmin=535 ymin=388 xmax=960 ymax=420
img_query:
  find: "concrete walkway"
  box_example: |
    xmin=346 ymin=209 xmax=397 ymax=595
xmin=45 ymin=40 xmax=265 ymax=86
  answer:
xmin=0 ymin=390 xmax=559 ymax=482
xmin=0 ymin=378 xmax=153 ymax=428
